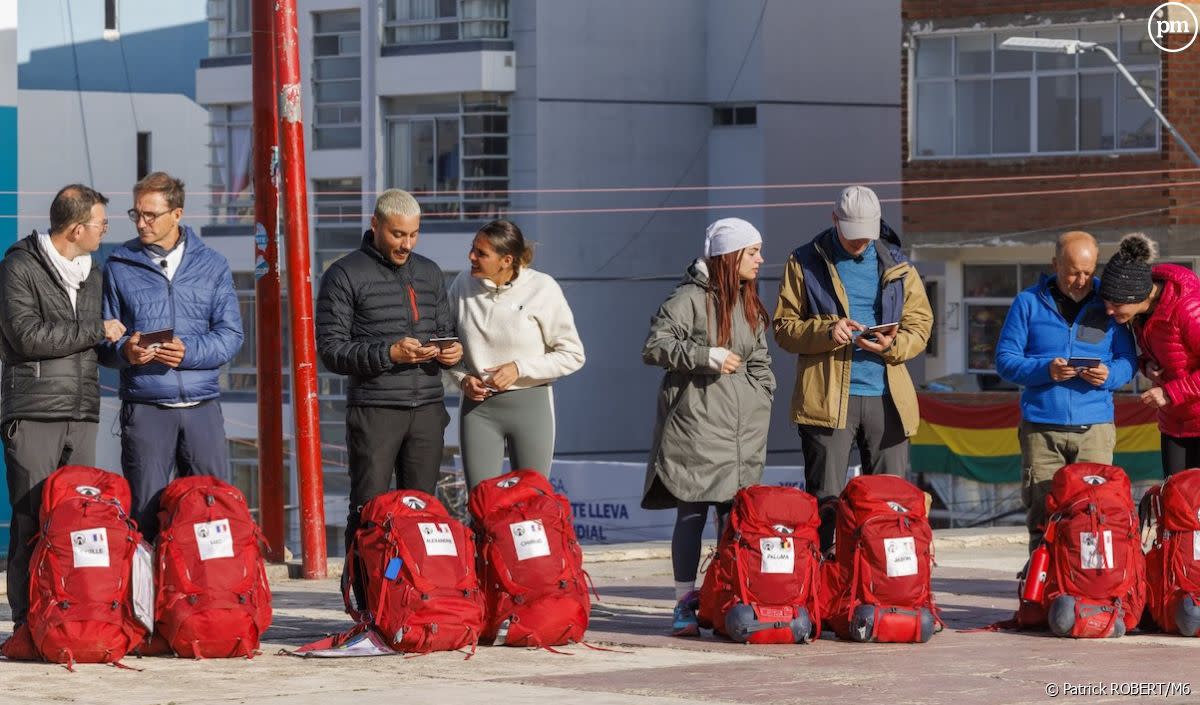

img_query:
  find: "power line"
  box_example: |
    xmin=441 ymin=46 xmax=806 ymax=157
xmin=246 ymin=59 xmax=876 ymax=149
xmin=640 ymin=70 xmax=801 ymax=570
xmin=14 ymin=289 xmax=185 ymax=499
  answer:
xmin=4 ymin=165 xmax=1200 ymax=198
xmin=63 ymin=0 xmax=95 ymax=186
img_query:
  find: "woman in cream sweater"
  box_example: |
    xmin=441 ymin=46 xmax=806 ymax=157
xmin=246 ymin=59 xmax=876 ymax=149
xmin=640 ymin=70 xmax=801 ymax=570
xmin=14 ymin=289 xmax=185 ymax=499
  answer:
xmin=449 ymin=220 xmax=585 ymax=488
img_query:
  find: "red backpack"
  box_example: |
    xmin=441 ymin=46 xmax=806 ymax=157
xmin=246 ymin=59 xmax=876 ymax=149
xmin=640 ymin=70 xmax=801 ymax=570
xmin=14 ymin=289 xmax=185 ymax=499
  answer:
xmin=1 ymin=466 xmax=148 ymax=667
xmin=1143 ymin=468 xmax=1200 ymax=636
xmin=821 ymin=475 xmax=938 ymax=643
xmin=153 ymin=475 xmax=272 ymax=658
xmin=697 ymin=485 xmax=822 ymax=643
xmin=343 ymin=489 xmax=484 ymax=653
xmin=468 ymin=469 xmax=591 ymax=647
xmin=1017 ymin=463 xmax=1144 ymax=638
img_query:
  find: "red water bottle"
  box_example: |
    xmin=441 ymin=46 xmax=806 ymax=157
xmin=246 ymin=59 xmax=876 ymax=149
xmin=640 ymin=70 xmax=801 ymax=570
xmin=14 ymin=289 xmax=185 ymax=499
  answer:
xmin=1021 ymin=544 xmax=1050 ymax=603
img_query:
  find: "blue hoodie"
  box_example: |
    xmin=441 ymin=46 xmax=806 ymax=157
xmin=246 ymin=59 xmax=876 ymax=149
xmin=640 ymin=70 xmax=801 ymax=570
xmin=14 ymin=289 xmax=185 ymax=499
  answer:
xmin=99 ymin=226 xmax=243 ymax=404
xmin=995 ymin=276 xmax=1136 ymax=426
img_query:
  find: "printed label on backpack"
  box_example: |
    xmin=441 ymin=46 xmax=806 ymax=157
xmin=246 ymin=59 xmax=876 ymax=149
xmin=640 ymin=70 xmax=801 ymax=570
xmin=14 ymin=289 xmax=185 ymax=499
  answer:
xmin=1193 ymin=531 xmax=1200 ymax=561
xmin=510 ymin=519 xmax=551 ymax=560
xmin=760 ymin=537 xmax=795 ymax=574
xmin=194 ymin=519 xmax=235 ymax=561
xmin=418 ymin=522 xmax=458 ymax=556
xmin=884 ymin=536 xmax=918 ymax=577
xmin=71 ymin=528 xmax=110 ymax=568
xmin=1079 ymin=530 xmax=1114 ymax=570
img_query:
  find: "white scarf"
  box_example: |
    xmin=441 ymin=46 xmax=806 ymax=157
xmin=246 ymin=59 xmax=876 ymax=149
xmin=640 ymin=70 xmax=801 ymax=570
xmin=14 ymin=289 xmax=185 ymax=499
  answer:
xmin=38 ymin=232 xmax=92 ymax=311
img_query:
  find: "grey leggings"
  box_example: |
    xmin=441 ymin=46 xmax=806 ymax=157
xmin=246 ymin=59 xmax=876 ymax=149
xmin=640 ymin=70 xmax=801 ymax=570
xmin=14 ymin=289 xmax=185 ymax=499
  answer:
xmin=672 ymin=500 xmax=732 ymax=584
xmin=460 ymin=385 xmax=555 ymax=489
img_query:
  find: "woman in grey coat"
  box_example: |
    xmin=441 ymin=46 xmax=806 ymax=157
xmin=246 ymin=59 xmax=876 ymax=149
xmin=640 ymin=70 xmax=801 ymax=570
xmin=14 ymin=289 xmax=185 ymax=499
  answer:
xmin=641 ymin=218 xmax=775 ymax=636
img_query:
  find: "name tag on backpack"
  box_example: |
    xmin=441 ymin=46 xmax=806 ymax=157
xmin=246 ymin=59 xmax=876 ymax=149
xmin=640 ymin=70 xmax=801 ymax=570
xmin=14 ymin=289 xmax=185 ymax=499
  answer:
xmin=71 ymin=527 xmax=110 ymax=568
xmin=1080 ymin=530 xmax=1114 ymax=570
xmin=884 ymin=536 xmax=918 ymax=577
xmin=510 ymin=520 xmax=551 ymax=560
xmin=760 ymin=537 xmax=794 ymax=574
xmin=1195 ymin=532 xmax=1200 ymax=562
xmin=418 ymin=522 xmax=458 ymax=556
xmin=194 ymin=519 xmax=235 ymax=561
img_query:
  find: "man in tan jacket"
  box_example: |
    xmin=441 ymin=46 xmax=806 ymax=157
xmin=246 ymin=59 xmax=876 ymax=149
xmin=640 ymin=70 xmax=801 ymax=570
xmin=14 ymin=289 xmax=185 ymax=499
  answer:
xmin=773 ymin=186 xmax=933 ymax=535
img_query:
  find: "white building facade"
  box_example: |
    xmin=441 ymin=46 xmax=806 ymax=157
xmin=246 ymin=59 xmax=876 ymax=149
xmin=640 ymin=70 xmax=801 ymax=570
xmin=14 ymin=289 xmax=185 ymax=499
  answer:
xmin=193 ymin=0 xmax=905 ymax=554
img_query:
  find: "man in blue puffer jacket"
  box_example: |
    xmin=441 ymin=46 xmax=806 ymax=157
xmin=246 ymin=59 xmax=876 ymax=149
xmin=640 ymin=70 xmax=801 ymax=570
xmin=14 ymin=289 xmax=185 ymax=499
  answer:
xmin=995 ymin=230 xmax=1136 ymax=552
xmin=100 ymin=172 xmax=243 ymax=540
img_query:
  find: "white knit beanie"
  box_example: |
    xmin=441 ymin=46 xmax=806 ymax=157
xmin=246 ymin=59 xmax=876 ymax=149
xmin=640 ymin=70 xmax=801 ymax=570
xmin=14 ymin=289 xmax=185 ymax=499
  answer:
xmin=704 ymin=218 xmax=762 ymax=258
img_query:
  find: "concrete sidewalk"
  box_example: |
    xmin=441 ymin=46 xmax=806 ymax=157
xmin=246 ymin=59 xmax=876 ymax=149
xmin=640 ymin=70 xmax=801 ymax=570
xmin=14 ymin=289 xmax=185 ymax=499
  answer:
xmin=6 ymin=527 xmax=1197 ymax=705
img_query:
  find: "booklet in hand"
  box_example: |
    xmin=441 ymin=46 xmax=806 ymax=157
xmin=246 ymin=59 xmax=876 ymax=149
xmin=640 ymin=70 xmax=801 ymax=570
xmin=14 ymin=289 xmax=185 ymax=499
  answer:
xmin=139 ymin=328 xmax=174 ymax=348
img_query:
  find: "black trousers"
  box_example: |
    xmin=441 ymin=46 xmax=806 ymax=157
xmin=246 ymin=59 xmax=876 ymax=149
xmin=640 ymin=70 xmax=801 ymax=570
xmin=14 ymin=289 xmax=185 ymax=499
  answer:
xmin=1161 ymin=433 xmax=1200 ymax=477
xmin=3 ymin=418 xmax=97 ymax=624
xmin=343 ymin=403 xmax=449 ymax=553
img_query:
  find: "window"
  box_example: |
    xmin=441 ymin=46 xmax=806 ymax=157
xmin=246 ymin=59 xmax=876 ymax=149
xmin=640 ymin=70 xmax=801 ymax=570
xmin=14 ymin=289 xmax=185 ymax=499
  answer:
xmin=964 ymin=263 xmax=1050 ymax=372
xmin=105 ymin=0 xmax=118 ymax=31
xmin=208 ymin=104 xmax=254 ymax=223
xmin=912 ymin=23 xmax=1158 ymax=158
xmin=313 ymin=10 xmax=361 ymax=150
xmin=223 ymin=271 xmax=291 ymax=394
xmin=383 ymin=92 xmax=509 ymax=219
xmin=207 ymin=0 xmax=251 ymax=57
xmin=313 ymin=178 xmax=363 ymax=275
xmin=713 ymin=105 xmax=757 ymax=126
xmin=227 ymin=438 xmax=293 ymax=521
xmin=384 ymin=0 xmax=508 ymax=45
xmin=136 ymin=132 xmax=151 ymax=180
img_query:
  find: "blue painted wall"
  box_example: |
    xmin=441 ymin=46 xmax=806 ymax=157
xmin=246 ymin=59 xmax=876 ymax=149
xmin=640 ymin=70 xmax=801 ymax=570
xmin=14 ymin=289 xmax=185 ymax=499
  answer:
xmin=0 ymin=104 xmax=15 ymax=555
xmin=19 ymin=22 xmax=206 ymax=99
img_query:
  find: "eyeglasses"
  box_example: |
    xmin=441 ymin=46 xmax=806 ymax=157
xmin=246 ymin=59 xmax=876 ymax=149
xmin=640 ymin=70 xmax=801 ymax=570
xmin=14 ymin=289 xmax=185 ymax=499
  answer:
xmin=127 ymin=208 xmax=174 ymax=225
xmin=80 ymin=220 xmax=108 ymax=232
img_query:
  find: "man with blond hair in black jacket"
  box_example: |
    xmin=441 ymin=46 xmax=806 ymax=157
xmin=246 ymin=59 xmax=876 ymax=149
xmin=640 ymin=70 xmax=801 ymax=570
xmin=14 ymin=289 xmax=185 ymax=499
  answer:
xmin=316 ymin=188 xmax=463 ymax=555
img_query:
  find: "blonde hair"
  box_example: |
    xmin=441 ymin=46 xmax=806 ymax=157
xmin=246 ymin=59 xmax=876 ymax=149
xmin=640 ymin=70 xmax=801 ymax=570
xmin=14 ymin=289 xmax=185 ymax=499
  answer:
xmin=373 ymin=189 xmax=422 ymax=220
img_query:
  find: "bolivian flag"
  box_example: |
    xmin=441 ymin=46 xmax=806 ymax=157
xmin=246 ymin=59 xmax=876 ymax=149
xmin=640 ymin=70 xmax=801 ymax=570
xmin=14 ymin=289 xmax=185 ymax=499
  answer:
xmin=912 ymin=395 xmax=1161 ymax=483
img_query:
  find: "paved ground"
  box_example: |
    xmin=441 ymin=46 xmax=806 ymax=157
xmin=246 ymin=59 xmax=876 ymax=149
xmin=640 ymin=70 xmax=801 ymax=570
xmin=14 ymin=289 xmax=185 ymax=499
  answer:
xmin=2 ymin=528 xmax=1198 ymax=705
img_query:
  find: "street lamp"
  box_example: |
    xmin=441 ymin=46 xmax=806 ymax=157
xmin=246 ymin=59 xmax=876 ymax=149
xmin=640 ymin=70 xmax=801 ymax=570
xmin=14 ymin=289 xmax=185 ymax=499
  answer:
xmin=1000 ymin=36 xmax=1200 ymax=168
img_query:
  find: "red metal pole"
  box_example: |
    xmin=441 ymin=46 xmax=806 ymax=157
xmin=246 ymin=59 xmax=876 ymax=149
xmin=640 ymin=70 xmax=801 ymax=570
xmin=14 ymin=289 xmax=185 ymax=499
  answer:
xmin=251 ymin=0 xmax=285 ymax=564
xmin=273 ymin=0 xmax=327 ymax=578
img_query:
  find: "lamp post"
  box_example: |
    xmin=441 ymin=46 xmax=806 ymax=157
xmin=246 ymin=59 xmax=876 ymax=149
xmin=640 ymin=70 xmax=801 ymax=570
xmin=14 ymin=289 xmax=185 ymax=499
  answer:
xmin=999 ymin=36 xmax=1200 ymax=168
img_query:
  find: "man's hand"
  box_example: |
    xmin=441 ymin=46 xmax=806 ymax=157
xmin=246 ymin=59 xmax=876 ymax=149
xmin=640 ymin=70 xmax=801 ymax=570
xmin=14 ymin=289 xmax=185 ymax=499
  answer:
xmin=855 ymin=324 xmax=898 ymax=354
xmin=831 ymin=318 xmax=866 ymax=346
xmin=1049 ymin=358 xmax=1079 ymax=382
xmin=719 ymin=351 xmax=743 ymax=374
xmin=154 ymin=337 xmax=185 ymax=369
xmin=1080 ymin=363 xmax=1109 ymax=387
xmin=103 ymin=319 xmax=126 ymax=343
xmin=1145 ymin=360 xmax=1164 ymax=385
xmin=390 ymin=337 xmax=438 ymax=364
xmin=1141 ymin=386 xmax=1170 ymax=408
xmin=123 ymin=332 xmax=157 ymax=366
xmin=436 ymin=341 xmax=463 ymax=366
xmin=483 ymin=361 xmax=520 ymax=391
xmin=461 ymin=374 xmax=492 ymax=402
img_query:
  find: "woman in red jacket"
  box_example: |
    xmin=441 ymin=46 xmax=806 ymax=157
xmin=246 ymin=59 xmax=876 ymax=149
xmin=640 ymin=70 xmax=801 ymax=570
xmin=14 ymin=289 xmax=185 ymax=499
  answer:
xmin=1101 ymin=232 xmax=1200 ymax=475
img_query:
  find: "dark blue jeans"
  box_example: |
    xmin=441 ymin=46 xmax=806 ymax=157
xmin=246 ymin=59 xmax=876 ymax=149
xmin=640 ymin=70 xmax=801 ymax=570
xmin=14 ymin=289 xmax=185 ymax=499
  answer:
xmin=121 ymin=399 xmax=229 ymax=542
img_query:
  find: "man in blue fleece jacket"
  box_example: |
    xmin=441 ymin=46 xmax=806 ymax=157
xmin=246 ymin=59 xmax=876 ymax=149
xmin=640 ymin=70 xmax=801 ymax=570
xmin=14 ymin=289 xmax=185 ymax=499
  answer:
xmin=995 ymin=230 xmax=1136 ymax=552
